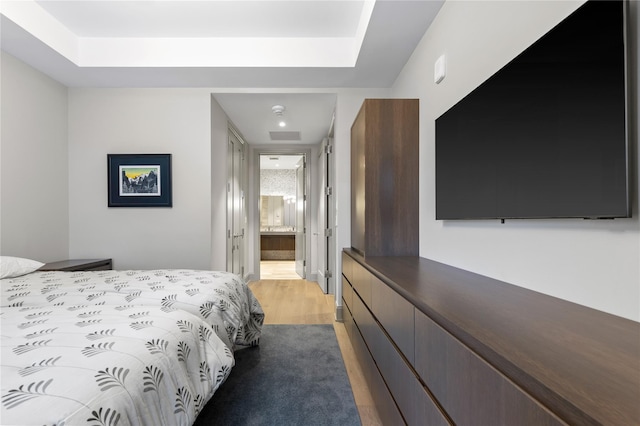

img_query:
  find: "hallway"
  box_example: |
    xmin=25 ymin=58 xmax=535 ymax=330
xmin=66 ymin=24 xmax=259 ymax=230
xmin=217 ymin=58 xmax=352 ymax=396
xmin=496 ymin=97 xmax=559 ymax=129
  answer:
xmin=260 ymin=260 xmax=302 ymax=280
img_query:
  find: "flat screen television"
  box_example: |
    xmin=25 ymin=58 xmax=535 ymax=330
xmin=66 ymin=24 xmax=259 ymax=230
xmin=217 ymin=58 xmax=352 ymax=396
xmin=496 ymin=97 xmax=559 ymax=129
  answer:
xmin=435 ymin=0 xmax=630 ymax=220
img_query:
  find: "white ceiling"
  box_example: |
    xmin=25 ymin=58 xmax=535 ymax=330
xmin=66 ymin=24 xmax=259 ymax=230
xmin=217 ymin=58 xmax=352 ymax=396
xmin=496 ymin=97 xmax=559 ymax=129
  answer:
xmin=34 ymin=1 xmax=366 ymax=38
xmin=216 ymin=92 xmax=337 ymax=145
xmin=0 ymin=0 xmax=444 ymax=146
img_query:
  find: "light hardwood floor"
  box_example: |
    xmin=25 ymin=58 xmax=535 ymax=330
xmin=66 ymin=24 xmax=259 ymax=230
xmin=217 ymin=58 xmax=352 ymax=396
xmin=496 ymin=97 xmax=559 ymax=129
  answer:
xmin=259 ymin=260 xmax=302 ymax=280
xmin=249 ymin=278 xmax=383 ymax=426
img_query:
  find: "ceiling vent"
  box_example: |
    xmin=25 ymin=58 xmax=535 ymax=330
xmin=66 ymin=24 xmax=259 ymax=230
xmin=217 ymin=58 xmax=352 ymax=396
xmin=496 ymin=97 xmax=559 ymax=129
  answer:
xmin=269 ymin=131 xmax=301 ymax=141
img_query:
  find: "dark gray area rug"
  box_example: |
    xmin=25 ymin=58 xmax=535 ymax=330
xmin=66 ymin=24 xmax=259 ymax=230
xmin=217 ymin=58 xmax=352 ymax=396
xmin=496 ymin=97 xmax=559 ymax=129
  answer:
xmin=194 ymin=324 xmax=361 ymax=426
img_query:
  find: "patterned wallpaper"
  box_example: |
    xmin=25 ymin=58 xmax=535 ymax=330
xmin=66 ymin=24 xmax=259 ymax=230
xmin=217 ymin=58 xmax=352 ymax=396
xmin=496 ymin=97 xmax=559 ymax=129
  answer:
xmin=260 ymin=169 xmax=296 ymax=197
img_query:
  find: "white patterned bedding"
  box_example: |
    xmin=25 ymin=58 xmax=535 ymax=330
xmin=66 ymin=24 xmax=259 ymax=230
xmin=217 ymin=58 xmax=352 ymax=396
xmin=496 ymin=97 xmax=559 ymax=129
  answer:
xmin=0 ymin=269 xmax=264 ymax=426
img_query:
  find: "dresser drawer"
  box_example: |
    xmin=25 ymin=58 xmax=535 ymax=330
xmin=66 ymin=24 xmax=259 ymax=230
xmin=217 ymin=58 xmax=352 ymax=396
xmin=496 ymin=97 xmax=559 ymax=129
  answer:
xmin=352 ymin=260 xmax=372 ymax=307
xmin=343 ymin=301 xmax=356 ymax=343
xmin=350 ymin=300 xmax=405 ymax=426
xmin=370 ymin=310 xmax=447 ymax=425
xmin=413 ymin=379 xmax=450 ymax=426
xmin=342 ymin=252 xmax=354 ymax=284
xmin=342 ymin=276 xmax=354 ymax=314
xmin=371 ymin=275 xmax=415 ymax=365
xmin=368 ymin=304 xmax=412 ymax=422
xmin=414 ymin=310 xmax=565 ymax=426
xmin=352 ymin=289 xmax=375 ymax=347
xmin=353 ymin=282 xmax=445 ymax=425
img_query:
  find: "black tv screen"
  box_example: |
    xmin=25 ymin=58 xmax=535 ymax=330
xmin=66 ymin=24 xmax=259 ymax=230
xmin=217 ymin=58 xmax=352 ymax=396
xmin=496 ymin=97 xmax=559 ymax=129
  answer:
xmin=435 ymin=0 xmax=630 ymax=220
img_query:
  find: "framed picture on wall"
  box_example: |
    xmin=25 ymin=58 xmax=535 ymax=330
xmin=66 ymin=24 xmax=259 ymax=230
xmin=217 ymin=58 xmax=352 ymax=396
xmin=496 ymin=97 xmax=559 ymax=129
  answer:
xmin=107 ymin=154 xmax=172 ymax=207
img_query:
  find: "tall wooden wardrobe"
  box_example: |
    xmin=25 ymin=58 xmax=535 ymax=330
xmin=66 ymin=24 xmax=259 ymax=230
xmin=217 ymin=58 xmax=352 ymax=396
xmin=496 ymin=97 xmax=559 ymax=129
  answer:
xmin=350 ymin=98 xmax=419 ymax=257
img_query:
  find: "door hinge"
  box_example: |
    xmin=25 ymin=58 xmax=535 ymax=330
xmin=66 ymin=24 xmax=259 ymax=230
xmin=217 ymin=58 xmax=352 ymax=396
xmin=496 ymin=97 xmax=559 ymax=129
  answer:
xmin=325 ymin=270 xmax=333 ymax=278
xmin=324 ymin=144 xmax=333 ymax=154
xmin=325 ymin=186 xmax=333 ymax=196
xmin=227 ymin=229 xmax=231 ymax=238
xmin=325 ymin=228 xmax=333 ymax=237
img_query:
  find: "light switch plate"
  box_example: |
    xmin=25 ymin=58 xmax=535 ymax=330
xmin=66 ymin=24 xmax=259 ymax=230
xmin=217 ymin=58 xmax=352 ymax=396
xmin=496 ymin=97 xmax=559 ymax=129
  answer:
xmin=434 ymin=54 xmax=446 ymax=84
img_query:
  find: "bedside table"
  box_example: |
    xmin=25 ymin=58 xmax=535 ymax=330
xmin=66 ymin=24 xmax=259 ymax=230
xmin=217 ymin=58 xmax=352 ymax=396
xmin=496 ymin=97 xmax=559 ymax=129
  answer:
xmin=40 ymin=258 xmax=113 ymax=271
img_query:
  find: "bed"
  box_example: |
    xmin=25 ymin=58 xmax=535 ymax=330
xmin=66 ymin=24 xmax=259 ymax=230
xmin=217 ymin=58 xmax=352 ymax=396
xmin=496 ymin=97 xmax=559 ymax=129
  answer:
xmin=1 ymin=265 xmax=264 ymax=426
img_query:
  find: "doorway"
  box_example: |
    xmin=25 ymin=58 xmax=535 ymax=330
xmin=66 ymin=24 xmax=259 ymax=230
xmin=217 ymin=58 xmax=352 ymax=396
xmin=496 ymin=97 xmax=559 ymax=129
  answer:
xmin=259 ymin=153 xmax=306 ymax=280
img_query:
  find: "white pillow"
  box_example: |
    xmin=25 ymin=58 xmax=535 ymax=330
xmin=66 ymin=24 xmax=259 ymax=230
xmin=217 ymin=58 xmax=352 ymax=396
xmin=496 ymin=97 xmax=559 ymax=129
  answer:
xmin=0 ymin=256 xmax=45 ymax=279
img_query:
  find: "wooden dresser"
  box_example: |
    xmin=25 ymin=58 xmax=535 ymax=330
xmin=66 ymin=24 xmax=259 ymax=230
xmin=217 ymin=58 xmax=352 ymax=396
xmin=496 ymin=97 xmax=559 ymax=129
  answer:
xmin=344 ymin=98 xmax=639 ymax=425
xmin=342 ymin=250 xmax=640 ymax=425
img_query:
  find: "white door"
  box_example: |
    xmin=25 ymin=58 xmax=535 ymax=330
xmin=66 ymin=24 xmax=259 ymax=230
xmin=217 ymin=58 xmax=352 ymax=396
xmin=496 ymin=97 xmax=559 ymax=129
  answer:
xmin=227 ymin=129 xmax=245 ymax=277
xmin=295 ymin=156 xmax=306 ymax=278
xmin=325 ymin=136 xmax=336 ymax=295
xmin=317 ymin=141 xmax=328 ymax=293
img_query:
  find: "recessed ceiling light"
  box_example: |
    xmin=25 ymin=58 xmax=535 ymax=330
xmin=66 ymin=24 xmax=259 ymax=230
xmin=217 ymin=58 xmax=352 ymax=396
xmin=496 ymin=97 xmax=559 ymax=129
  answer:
xmin=279 ymin=121 xmax=286 ymax=127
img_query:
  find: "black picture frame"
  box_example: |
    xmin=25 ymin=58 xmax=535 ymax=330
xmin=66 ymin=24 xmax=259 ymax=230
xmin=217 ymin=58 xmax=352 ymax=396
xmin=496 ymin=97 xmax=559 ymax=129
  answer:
xmin=107 ymin=154 xmax=172 ymax=207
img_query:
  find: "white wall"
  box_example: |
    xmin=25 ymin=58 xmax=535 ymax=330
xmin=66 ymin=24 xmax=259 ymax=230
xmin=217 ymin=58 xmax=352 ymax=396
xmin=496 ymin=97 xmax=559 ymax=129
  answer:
xmin=0 ymin=52 xmax=69 ymax=262
xmin=61 ymin=84 xmax=393 ymax=287
xmin=392 ymin=1 xmax=640 ymax=321
xmin=68 ymin=88 xmax=213 ymax=270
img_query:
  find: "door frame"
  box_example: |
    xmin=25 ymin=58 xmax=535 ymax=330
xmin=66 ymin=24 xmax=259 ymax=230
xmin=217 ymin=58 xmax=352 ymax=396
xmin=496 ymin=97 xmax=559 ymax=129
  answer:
xmin=252 ymin=146 xmax=313 ymax=282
